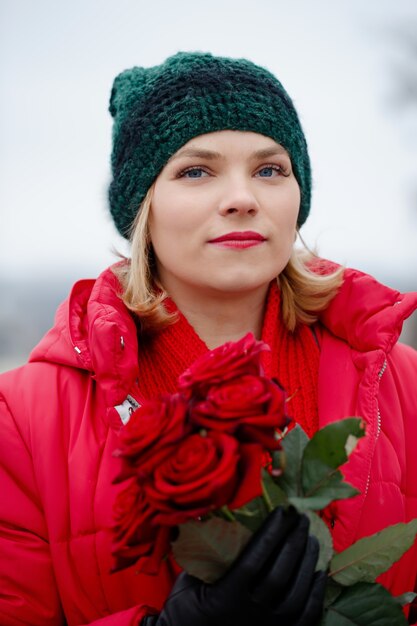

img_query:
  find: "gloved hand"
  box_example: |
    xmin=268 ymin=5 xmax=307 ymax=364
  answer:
xmin=142 ymin=506 xmax=326 ymax=626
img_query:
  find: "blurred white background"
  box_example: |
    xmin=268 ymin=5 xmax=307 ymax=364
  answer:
xmin=1 ymin=0 xmax=417 ymax=370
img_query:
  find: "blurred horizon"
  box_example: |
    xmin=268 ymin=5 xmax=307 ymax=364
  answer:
xmin=1 ymin=265 xmax=416 ymax=374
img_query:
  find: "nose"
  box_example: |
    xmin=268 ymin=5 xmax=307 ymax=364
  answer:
xmin=217 ymin=180 xmax=260 ymax=217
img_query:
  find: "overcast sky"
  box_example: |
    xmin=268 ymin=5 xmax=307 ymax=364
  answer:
xmin=1 ymin=0 xmax=417 ymax=288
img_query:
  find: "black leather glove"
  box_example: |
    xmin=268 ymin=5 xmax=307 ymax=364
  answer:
xmin=142 ymin=506 xmax=326 ymax=626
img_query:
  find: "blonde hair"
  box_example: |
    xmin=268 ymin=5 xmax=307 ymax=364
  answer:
xmin=114 ymin=185 xmax=344 ymax=334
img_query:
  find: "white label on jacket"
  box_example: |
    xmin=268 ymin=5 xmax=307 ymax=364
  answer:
xmin=114 ymin=394 xmax=141 ymax=425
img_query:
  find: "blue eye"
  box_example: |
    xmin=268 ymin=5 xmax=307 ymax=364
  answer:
xmin=180 ymin=167 xmax=208 ymax=178
xmin=257 ymin=166 xmax=279 ymax=178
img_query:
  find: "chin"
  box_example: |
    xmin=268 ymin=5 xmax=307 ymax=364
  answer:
xmin=205 ymin=274 xmax=276 ymax=295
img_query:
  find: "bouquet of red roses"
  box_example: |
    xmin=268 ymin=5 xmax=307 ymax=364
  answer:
xmin=112 ymin=334 xmax=417 ymax=625
xmin=112 ymin=333 xmax=288 ymax=573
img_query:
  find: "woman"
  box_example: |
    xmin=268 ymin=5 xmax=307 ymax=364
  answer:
xmin=1 ymin=51 xmax=417 ymax=626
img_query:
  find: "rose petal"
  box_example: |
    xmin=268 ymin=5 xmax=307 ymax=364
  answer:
xmin=229 ymin=443 xmax=264 ymax=509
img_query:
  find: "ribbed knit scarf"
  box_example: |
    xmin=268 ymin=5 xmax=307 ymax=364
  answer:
xmin=137 ymin=282 xmax=320 ymax=438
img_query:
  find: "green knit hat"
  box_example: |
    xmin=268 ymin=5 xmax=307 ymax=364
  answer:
xmin=108 ymin=51 xmax=311 ymax=238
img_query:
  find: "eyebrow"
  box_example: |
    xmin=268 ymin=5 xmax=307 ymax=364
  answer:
xmin=169 ymin=148 xmax=223 ymax=161
xmin=168 ymin=145 xmax=288 ymax=162
xmin=252 ymin=147 xmax=289 ymax=159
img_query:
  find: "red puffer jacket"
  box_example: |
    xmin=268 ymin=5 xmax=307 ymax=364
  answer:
xmin=1 ymin=265 xmax=417 ymax=626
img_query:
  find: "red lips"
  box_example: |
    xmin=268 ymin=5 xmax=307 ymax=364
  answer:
xmin=208 ymin=231 xmax=266 ymax=243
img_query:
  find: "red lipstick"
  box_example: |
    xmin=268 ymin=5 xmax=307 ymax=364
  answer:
xmin=208 ymin=231 xmax=266 ymax=249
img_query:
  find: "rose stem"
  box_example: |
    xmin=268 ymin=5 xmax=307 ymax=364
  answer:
xmin=220 ymin=506 xmax=236 ymax=521
xmin=262 ymin=481 xmax=274 ymax=513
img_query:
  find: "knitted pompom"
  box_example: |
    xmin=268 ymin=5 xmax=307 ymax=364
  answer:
xmin=109 ymin=67 xmax=149 ymax=118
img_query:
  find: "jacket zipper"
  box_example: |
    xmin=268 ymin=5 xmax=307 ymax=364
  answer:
xmin=363 ymin=358 xmax=387 ymax=499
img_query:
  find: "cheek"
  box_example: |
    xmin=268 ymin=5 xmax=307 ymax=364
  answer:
xmin=287 ymin=180 xmax=301 ymax=216
xmin=150 ymin=185 xmax=210 ymax=254
xmin=274 ymin=185 xmax=301 ymax=233
xmin=149 ymin=196 xmax=202 ymax=272
xmin=149 ymin=199 xmax=183 ymax=249
xmin=151 ymin=183 xmax=196 ymax=232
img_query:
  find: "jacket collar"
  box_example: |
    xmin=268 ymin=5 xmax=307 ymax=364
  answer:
xmin=30 ymin=266 xmax=140 ymax=407
xmin=318 ymin=267 xmax=417 ymax=353
xmin=29 ymin=263 xmax=417 ymax=407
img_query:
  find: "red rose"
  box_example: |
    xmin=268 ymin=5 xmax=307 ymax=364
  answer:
xmin=190 ymin=375 xmax=288 ymax=449
xmin=111 ymin=478 xmax=171 ymax=575
xmin=228 ymin=442 xmax=265 ymax=510
xmin=145 ymin=432 xmax=263 ymax=525
xmin=114 ymin=393 xmax=189 ymax=480
xmin=179 ymin=333 xmax=268 ymax=399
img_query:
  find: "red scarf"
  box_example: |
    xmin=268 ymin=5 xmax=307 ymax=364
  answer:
xmin=137 ymin=282 xmax=320 ymax=438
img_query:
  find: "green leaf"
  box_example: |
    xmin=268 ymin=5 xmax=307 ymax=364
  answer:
xmin=276 ymin=424 xmax=309 ymax=496
xmin=301 ymin=418 xmax=365 ymax=498
xmin=306 ymin=511 xmax=334 ymax=571
xmin=234 ymin=496 xmax=269 ymax=533
xmin=261 ymin=469 xmax=288 ymax=509
xmin=323 ymin=578 xmax=344 ymax=609
xmin=172 ymin=517 xmax=252 ymax=583
xmin=289 ymin=476 xmax=359 ymax=512
xmin=329 ymin=519 xmax=417 ymax=585
xmin=303 ymin=418 xmax=364 ymax=469
xmin=393 ymin=592 xmax=417 ymax=607
xmin=321 ymin=582 xmax=408 ymax=625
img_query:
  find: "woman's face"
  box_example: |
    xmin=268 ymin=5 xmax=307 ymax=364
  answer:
xmin=149 ymin=130 xmax=300 ymax=300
